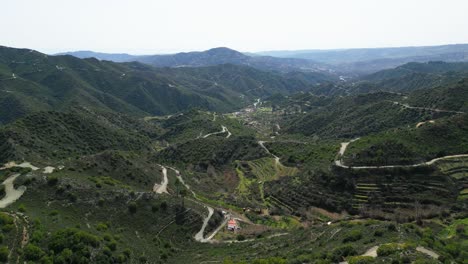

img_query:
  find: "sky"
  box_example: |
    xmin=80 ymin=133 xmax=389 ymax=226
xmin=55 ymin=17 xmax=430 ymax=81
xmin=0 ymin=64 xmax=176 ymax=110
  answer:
xmin=2 ymin=0 xmax=468 ymax=54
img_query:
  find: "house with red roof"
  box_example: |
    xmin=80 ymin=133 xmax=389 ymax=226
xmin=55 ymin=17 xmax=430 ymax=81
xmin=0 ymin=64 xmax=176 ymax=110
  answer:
xmin=227 ymin=219 xmax=240 ymax=231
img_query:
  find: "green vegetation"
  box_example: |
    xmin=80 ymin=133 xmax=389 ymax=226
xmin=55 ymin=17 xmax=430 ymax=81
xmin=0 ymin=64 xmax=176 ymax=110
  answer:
xmin=344 ymin=114 xmax=468 ymax=166
xmin=0 ymin=45 xmax=467 ymax=263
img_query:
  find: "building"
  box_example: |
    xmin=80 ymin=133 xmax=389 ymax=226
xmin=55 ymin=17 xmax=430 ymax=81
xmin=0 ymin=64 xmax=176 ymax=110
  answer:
xmin=227 ymin=219 xmax=240 ymax=231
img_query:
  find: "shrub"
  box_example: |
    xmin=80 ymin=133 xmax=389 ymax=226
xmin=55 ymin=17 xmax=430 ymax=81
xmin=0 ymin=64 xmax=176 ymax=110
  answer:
xmin=0 ymin=246 xmax=8 ymax=262
xmin=47 ymin=176 xmax=59 ymax=186
xmin=373 ymin=230 xmax=383 ymax=237
xmin=18 ymin=204 xmax=26 ymax=213
xmin=377 ymin=243 xmax=400 ymax=256
xmin=331 ymin=245 xmax=357 ymax=262
xmin=107 ymin=240 xmax=117 ymax=251
xmin=96 ymin=222 xmax=108 ymax=232
xmin=49 ymin=210 xmax=59 ymax=216
xmin=128 ymin=202 xmax=137 ymax=214
xmin=24 ymin=244 xmax=45 ymax=261
xmin=347 ymin=256 xmax=375 ymax=264
xmin=160 ymin=201 xmax=168 ymax=211
xmin=139 ymin=256 xmax=148 ymax=263
xmin=343 ymin=230 xmax=363 ymax=243
xmin=236 ymin=234 xmax=246 ymax=241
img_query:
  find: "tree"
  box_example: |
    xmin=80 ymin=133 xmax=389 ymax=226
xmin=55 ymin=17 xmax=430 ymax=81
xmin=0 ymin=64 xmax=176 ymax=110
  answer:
xmin=128 ymin=202 xmax=137 ymax=214
xmin=0 ymin=246 xmax=8 ymax=262
xmin=180 ymin=189 xmax=187 ymax=208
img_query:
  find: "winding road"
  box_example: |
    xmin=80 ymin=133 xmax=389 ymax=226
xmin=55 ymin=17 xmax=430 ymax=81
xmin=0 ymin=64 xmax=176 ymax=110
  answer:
xmin=153 ymin=166 xmax=168 ymax=194
xmin=167 ymin=167 xmax=197 ymax=198
xmin=194 ymin=206 xmax=214 ymax=242
xmin=258 ymin=141 xmax=282 ymax=166
xmin=0 ymin=174 xmax=27 ymax=208
xmin=391 ymin=101 xmax=465 ymax=114
xmin=339 ymin=244 xmax=439 ymax=264
xmin=335 ymin=138 xmax=468 ymax=169
xmin=152 ymin=164 xmax=230 ymax=243
xmin=253 ymin=98 xmax=261 ymax=108
xmin=0 ymin=161 xmax=39 ymax=171
xmin=202 ymin=125 xmax=231 ymax=139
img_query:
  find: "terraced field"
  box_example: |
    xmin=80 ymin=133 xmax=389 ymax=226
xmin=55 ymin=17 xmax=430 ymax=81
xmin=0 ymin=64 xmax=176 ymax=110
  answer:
xmin=236 ymin=157 xmax=297 ymax=206
xmin=436 ymin=157 xmax=468 ymax=201
xmin=348 ymin=167 xmax=458 ymax=219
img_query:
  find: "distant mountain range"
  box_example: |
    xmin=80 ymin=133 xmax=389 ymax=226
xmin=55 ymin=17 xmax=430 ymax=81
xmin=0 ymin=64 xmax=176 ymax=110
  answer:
xmin=257 ymin=44 xmax=468 ymax=64
xmin=257 ymin=44 xmax=468 ymax=74
xmin=59 ymin=47 xmax=328 ymax=73
xmin=59 ymin=44 xmax=468 ymax=75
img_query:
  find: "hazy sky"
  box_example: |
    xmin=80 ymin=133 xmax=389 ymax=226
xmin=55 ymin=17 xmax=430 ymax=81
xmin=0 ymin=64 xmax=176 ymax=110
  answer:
xmin=2 ymin=0 xmax=468 ymax=54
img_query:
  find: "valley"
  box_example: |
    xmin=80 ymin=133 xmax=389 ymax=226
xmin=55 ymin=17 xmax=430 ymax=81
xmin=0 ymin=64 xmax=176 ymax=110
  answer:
xmin=0 ymin=45 xmax=466 ymax=264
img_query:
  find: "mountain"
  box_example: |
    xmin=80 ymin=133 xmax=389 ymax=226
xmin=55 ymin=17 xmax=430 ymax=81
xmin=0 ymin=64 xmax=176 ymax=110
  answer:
xmin=282 ymin=92 xmax=457 ymax=138
xmin=55 ymin=50 xmax=139 ymax=62
xmin=60 ymin=47 xmax=330 ymax=73
xmin=0 ymin=46 xmax=332 ymax=124
xmin=363 ymin=61 xmax=468 ymax=82
xmin=1 ymin=45 xmax=467 ymax=264
xmin=258 ymin=44 xmax=468 ymax=64
xmin=0 ymin=109 xmax=159 ymax=163
xmin=257 ymin=44 xmax=468 ymax=74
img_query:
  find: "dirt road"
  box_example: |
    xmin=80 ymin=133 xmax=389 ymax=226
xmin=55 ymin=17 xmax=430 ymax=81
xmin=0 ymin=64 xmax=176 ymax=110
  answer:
xmin=153 ymin=166 xmax=168 ymax=194
xmin=0 ymin=174 xmax=27 ymax=208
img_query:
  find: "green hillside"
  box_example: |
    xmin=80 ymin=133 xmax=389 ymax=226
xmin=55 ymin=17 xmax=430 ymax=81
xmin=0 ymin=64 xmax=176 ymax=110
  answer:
xmin=0 ymin=46 xmax=326 ymax=125
xmin=0 ymin=46 xmax=467 ymax=264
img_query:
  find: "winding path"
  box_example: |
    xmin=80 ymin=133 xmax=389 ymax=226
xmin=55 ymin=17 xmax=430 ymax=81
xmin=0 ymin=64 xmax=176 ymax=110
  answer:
xmin=335 ymin=138 xmax=468 ymax=169
xmin=202 ymin=126 xmax=231 ymax=139
xmin=153 ymin=166 xmax=168 ymax=194
xmin=0 ymin=161 xmax=39 ymax=171
xmin=340 ymin=244 xmax=439 ymax=264
xmin=194 ymin=206 xmax=214 ymax=242
xmin=152 ymin=164 xmax=230 ymax=243
xmin=253 ymin=98 xmax=261 ymax=108
xmin=166 ymin=167 xmax=197 ymax=198
xmin=258 ymin=141 xmax=282 ymax=166
xmin=391 ymin=101 xmax=465 ymax=114
xmin=0 ymin=174 xmax=27 ymax=208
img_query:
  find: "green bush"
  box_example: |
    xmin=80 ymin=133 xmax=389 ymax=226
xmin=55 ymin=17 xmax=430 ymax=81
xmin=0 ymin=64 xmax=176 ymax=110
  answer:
xmin=377 ymin=243 xmax=400 ymax=256
xmin=347 ymin=256 xmax=375 ymax=264
xmin=0 ymin=185 xmax=5 ymax=198
xmin=24 ymin=244 xmax=45 ymax=261
xmin=128 ymin=202 xmax=137 ymax=214
xmin=18 ymin=204 xmax=26 ymax=212
xmin=343 ymin=230 xmax=363 ymax=243
xmin=331 ymin=245 xmax=357 ymax=262
xmin=47 ymin=176 xmax=59 ymax=186
xmin=373 ymin=230 xmax=383 ymax=237
xmin=0 ymin=246 xmax=8 ymax=262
